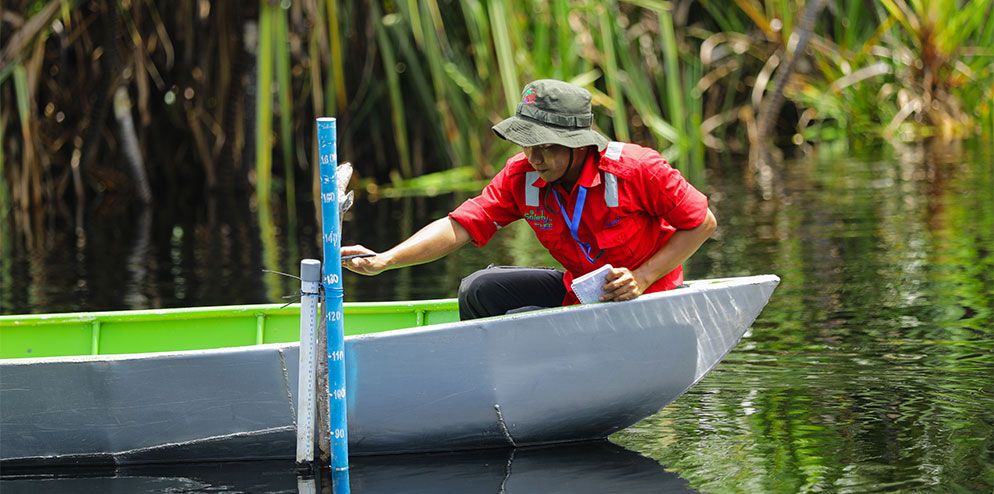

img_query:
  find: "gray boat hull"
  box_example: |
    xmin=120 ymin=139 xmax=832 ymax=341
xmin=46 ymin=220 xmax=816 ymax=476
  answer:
xmin=0 ymin=275 xmax=779 ymax=465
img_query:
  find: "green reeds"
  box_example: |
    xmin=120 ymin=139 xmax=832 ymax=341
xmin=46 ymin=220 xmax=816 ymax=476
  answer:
xmin=325 ymin=0 xmax=347 ymax=115
xmin=12 ymin=63 xmax=37 ymax=211
xmin=0 ymin=70 xmax=6 ymax=219
xmin=5 ymin=0 xmax=993 ymax=234
xmin=395 ymin=0 xmax=450 ymax=167
xmin=274 ymin=3 xmax=296 ymax=228
xmin=552 ymin=0 xmax=575 ymax=80
xmin=704 ymin=0 xmax=994 ymax=144
xmin=487 ymin=0 xmax=519 ymax=116
xmin=255 ymin=0 xmax=278 ymax=302
xmin=596 ymin=2 xmax=629 ymax=143
xmin=658 ymin=6 xmax=688 ymax=156
xmin=0 ymin=63 xmax=9 ymax=310
xmin=371 ymin=2 xmax=413 ymax=180
xmin=255 ymin=0 xmax=275 ymax=207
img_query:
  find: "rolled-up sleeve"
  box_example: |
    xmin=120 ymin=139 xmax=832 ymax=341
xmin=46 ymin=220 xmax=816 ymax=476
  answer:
xmin=636 ymin=150 xmax=709 ymax=230
xmin=449 ymin=167 xmax=522 ymax=247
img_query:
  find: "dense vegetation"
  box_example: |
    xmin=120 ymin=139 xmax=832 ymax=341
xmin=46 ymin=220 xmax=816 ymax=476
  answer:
xmin=1 ymin=0 xmax=991 ymax=226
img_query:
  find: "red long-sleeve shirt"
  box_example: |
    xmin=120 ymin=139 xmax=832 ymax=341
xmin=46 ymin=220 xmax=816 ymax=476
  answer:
xmin=450 ymin=142 xmax=709 ymax=305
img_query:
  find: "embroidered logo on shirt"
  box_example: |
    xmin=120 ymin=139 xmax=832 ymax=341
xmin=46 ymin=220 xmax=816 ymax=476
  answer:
xmin=522 ymin=88 xmax=537 ymax=105
xmin=604 ymin=215 xmax=622 ymax=227
xmin=524 ymin=209 xmax=553 ymax=230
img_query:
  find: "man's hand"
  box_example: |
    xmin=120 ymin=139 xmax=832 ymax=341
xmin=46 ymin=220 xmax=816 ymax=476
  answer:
xmin=599 ymin=267 xmax=650 ymax=302
xmin=341 ymin=245 xmax=387 ymax=276
xmin=597 ymin=208 xmax=717 ymax=302
xmin=340 ymin=217 xmax=472 ymax=278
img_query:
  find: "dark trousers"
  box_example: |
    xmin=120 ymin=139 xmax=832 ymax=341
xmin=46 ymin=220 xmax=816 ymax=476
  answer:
xmin=458 ymin=266 xmax=566 ymax=320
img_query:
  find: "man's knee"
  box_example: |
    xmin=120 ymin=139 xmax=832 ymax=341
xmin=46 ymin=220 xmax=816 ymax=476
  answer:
xmin=458 ymin=266 xmax=564 ymax=321
xmin=458 ymin=267 xmax=498 ymax=320
xmin=458 ymin=267 xmax=493 ymax=304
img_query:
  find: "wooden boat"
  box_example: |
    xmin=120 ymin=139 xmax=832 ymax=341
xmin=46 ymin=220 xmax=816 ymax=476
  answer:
xmin=0 ymin=274 xmax=779 ymax=466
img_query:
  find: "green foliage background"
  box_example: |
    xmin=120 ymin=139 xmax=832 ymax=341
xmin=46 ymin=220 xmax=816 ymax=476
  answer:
xmin=1 ymin=0 xmax=991 ymax=217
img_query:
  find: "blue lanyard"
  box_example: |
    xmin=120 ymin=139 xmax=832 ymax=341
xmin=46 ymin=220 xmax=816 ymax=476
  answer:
xmin=551 ymin=187 xmax=604 ymax=264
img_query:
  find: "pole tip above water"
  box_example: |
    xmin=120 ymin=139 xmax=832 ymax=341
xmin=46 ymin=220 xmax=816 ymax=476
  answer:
xmin=300 ymin=259 xmax=322 ymax=283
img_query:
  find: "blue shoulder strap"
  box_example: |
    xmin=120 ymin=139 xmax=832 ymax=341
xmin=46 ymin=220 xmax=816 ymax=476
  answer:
xmin=551 ymin=187 xmax=604 ymax=264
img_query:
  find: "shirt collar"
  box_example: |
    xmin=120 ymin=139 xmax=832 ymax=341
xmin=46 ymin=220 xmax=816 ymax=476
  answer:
xmin=529 ymin=148 xmax=602 ymax=189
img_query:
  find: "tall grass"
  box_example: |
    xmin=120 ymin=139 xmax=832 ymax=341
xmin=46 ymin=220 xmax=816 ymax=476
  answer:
xmin=0 ymin=68 xmax=6 ymax=218
xmin=274 ymin=3 xmax=296 ymax=227
xmin=325 ymin=0 xmax=347 ymax=116
xmin=352 ymin=0 xmax=714 ymax=182
xmin=12 ymin=63 xmax=38 ymax=211
xmin=488 ymin=0 xmax=519 ymax=118
xmin=597 ymin=2 xmax=630 ymax=143
xmin=254 ymin=0 xmax=275 ymax=208
xmin=700 ymin=0 xmax=994 ymax=145
xmin=371 ymin=2 xmax=412 ymax=181
xmin=659 ymin=5 xmax=687 ymax=154
xmin=2 ymin=0 xmax=991 ymax=230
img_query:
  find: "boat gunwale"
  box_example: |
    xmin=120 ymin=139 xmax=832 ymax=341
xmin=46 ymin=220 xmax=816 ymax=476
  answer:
xmin=333 ymin=275 xmax=782 ymax=340
xmin=0 ymin=299 xmax=461 ymax=326
xmin=0 ymin=341 xmax=303 ymax=366
xmin=0 ymin=276 xmax=774 ymax=326
xmin=0 ymin=276 xmax=779 ymax=363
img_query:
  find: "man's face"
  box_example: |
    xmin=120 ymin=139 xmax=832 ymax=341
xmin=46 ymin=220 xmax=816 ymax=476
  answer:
xmin=522 ymin=144 xmax=574 ymax=183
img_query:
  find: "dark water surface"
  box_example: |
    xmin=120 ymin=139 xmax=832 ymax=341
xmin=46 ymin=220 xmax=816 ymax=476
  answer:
xmin=0 ymin=441 xmax=696 ymax=493
xmin=2 ymin=143 xmax=991 ymax=493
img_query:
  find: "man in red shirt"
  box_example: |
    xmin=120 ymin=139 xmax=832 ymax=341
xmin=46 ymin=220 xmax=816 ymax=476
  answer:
xmin=343 ymin=79 xmax=716 ymax=320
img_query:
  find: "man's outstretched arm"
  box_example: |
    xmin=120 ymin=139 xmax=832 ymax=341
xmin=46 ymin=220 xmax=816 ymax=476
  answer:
xmin=341 ymin=217 xmax=472 ymax=276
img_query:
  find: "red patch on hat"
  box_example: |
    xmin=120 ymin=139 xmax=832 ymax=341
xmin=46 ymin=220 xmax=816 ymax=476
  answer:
xmin=522 ymin=88 xmax=537 ymax=105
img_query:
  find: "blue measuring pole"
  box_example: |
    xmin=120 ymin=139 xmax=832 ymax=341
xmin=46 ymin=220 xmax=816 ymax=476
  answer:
xmin=316 ymin=118 xmax=350 ymax=479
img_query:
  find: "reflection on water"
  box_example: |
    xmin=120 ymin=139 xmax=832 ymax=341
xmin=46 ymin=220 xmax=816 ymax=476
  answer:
xmin=1 ymin=143 xmax=991 ymax=492
xmin=0 ymin=441 xmax=694 ymax=493
xmin=1 ymin=192 xmax=276 ymax=313
xmin=613 ymin=143 xmax=993 ymax=493
xmin=123 ymin=206 xmax=153 ymax=308
xmin=0 ymin=189 xmax=557 ymax=313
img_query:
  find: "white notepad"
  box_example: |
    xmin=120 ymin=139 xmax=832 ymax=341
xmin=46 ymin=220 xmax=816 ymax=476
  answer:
xmin=570 ymin=264 xmax=613 ymax=304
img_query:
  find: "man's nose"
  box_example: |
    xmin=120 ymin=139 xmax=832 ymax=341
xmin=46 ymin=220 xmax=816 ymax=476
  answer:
xmin=526 ymin=148 xmax=542 ymax=165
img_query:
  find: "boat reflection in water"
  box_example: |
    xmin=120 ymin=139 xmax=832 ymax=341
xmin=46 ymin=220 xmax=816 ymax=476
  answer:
xmin=1 ymin=441 xmax=696 ymax=493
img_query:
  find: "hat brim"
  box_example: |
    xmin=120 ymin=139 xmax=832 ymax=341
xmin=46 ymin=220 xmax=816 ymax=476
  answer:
xmin=493 ymin=115 xmax=608 ymax=152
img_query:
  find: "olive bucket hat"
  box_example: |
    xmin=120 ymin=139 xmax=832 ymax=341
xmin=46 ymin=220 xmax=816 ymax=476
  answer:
xmin=492 ymin=79 xmax=608 ymax=152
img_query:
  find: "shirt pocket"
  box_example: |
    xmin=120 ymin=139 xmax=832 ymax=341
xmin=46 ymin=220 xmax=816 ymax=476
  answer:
xmin=594 ymin=216 xmax=638 ymax=251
